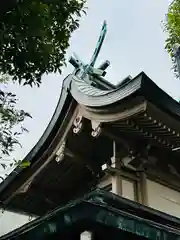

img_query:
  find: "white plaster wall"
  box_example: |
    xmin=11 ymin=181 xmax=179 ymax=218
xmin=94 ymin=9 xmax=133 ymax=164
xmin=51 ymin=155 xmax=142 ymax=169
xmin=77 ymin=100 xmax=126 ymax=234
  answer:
xmin=122 ymin=179 xmax=135 ymax=201
xmin=147 ymin=180 xmax=180 ymax=218
xmin=0 ymin=210 xmax=35 ymax=236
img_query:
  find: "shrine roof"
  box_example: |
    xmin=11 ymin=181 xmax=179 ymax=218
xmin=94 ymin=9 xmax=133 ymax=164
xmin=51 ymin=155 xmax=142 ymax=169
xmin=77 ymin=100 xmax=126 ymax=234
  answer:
xmin=1 ymin=189 xmax=180 ymax=240
xmin=0 ymin=71 xmax=180 ymax=215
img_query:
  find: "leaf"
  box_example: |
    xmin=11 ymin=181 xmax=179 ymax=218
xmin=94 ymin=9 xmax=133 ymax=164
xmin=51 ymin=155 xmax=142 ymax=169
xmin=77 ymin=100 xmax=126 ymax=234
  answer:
xmin=10 ymin=163 xmax=14 ymax=167
xmin=21 ymin=127 xmax=29 ymax=133
xmin=0 ymin=91 xmax=5 ymax=97
xmin=0 ymin=176 xmax=4 ymax=181
xmin=18 ymin=159 xmax=31 ymax=168
xmin=0 ymin=163 xmax=7 ymax=169
xmin=24 ymin=112 xmax=32 ymax=118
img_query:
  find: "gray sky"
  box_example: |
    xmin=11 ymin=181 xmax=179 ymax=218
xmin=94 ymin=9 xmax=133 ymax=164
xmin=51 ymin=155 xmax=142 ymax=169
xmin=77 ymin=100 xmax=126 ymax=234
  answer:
xmin=1 ymin=0 xmax=179 ymax=176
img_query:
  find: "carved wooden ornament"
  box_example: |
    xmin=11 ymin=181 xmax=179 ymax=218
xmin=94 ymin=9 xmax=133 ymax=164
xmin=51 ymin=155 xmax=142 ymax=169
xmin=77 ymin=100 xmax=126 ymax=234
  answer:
xmin=91 ymin=120 xmax=102 ymax=138
xmin=73 ymin=115 xmax=84 ymax=134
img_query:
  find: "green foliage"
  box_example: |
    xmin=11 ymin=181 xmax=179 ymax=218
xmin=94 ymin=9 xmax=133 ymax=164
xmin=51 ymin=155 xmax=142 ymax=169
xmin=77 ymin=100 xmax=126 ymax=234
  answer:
xmin=15 ymin=159 xmax=31 ymax=168
xmin=0 ymin=0 xmax=85 ymax=86
xmin=0 ymin=76 xmax=31 ymax=175
xmin=165 ymin=0 xmax=180 ymax=77
xmin=0 ymin=0 xmax=86 ymax=180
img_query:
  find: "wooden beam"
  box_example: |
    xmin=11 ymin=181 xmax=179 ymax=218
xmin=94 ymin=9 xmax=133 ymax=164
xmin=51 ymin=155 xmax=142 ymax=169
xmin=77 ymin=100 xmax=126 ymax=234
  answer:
xmin=139 ymin=171 xmax=148 ymax=206
xmin=111 ymin=141 xmax=122 ymax=196
xmin=102 ymin=164 xmax=139 ymax=181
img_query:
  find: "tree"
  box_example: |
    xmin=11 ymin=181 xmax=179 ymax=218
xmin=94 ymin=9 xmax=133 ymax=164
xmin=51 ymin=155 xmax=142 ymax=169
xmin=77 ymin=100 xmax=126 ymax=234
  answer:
xmin=0 ymin=76 xmax=31 ymax=181
xmin=0 ymin=0 xmax=85 ymax=180
xmin=165 ymin=0 xmax=180 ymax=77
xmin=0 ymin=0 xmax=85 ymax=86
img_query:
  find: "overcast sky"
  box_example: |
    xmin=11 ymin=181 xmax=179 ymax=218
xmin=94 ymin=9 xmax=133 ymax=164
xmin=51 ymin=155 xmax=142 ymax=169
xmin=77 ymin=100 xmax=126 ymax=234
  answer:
xmin=0 ymin=0 xmax=179 ymax=176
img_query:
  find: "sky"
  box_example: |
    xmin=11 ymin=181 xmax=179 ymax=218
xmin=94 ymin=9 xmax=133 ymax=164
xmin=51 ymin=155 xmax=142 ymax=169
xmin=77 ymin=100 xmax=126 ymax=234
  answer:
xmin=0 ymin=0 xmax=179 ymax=236
xmin=0 ymin=0 xmax=179 ymax=177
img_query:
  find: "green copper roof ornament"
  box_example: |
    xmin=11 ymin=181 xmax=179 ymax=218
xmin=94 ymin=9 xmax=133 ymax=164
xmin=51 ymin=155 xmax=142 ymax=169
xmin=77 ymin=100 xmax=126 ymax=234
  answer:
xmin=89 ymin=20 xmax=107 ymax=68
xmin=69 ymin=21 xmax=110 ymax=81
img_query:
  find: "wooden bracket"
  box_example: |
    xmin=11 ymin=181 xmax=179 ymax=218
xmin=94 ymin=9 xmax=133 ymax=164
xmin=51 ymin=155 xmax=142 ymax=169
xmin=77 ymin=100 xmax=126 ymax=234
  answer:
xmin=91 ymin=120 xmax=102 ymax=138
xmin=73 ymin=115 xmax=84 ymax=135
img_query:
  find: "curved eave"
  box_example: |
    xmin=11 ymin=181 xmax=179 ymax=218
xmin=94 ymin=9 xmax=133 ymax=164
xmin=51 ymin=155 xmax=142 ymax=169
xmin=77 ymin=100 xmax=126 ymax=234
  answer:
xmin=70 ymin=72 xmax=180 ymax=122
xmin=70 ymin=73 xmax=141 ymax=107
xmin=1 ymin=71 xmax=180 ymax=214
xmin=0 ymin=74 xmax=75 ymax=198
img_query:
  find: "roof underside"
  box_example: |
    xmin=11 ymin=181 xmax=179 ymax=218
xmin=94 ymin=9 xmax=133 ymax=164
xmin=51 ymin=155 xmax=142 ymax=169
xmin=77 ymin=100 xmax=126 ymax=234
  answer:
xmin=1 ymin=72 xmax=180 ymax=215
xmin=1 ymin=190 xmax=180 ymax=240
